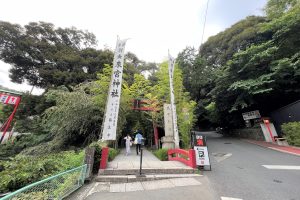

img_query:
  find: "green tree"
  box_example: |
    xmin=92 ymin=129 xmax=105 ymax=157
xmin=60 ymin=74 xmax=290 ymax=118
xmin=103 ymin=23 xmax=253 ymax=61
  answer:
xmin=200 ymin=16 xmax=269 ymax=67
xmin=42 ymin=83 xmax=102 ymax=148
xmin=0 ymin=21 xmax=113 ymax=89
xmin=153 ymin=62 xmax=196 ymax=147
xmin=209 ymin=1 xmax=300 ymax=127
xmin=265 ymin=0 xmax=299 ymax=19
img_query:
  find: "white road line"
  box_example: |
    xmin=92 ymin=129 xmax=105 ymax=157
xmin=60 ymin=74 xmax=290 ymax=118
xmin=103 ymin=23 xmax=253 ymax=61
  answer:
xmin=262 ymin=165 xmax=300 ymax=170
xmin=221 ymin=197 xmax=243 ymax=200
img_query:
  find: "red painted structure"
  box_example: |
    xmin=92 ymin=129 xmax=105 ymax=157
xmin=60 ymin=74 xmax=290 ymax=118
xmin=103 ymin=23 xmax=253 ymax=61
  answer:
xmin=131 ymin=99 xmax=160 ymax=148
xmin=131 ymin=99 xmax=159 ymax=112
xmin=263 ymin=119 xmax=275 ymax=142
xmin=0 ymin=93 xmax=21 ymax=143
xmin=99 ymin=147 xmax=109 ymax=169
xmin=168 ymin=148 xmax=196 ymax=168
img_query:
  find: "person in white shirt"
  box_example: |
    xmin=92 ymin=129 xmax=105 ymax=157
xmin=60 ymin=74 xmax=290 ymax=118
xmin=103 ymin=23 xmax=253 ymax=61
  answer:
xmin=124 ymin=134 xmax=132 ymax=156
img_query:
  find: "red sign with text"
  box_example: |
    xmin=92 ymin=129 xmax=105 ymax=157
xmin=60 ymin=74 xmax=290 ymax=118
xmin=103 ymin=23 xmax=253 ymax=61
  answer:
xmin=0 ymin=93 xmax=20 ymax=105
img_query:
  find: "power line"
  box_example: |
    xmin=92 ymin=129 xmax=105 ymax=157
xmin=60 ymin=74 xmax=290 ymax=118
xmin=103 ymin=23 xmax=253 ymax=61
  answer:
xmin=200 ymin=0 xmax=210 ymax=54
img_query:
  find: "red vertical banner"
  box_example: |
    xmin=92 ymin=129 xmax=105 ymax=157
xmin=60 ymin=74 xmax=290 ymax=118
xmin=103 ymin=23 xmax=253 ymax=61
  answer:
xmin=0 ymin=96 xmax=21 ymax=143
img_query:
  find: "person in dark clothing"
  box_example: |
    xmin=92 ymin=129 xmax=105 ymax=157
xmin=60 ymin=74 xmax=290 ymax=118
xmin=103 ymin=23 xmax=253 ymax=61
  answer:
xmin=135 ymin=131 xmax=144 ymax=155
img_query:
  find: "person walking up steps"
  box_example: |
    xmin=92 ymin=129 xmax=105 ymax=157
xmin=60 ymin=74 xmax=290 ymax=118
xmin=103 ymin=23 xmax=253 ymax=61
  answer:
xmin=135 ymin=130 xmax=144 ymax=155
xmin=124 ymin=134 xmax=132 ymax=156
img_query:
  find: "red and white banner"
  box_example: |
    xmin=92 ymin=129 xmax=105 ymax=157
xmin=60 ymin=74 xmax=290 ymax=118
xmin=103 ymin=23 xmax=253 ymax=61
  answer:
xmin=0 ymin=94 xmax=20 ymax=105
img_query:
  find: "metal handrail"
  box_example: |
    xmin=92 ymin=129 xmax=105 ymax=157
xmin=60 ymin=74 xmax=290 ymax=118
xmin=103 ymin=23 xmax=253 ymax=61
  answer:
xmin=0 ymin=164 xmax=87 ymax=200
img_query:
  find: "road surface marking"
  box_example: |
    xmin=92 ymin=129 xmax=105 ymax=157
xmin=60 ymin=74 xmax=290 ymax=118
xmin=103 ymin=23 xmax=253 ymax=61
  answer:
xmin=262 ymin=165 xmax=300 ymax=170
xmin=212 ymin=153 xmax=232 ymax=162
xmin=221 ymin=197 xmax=243 ymax=200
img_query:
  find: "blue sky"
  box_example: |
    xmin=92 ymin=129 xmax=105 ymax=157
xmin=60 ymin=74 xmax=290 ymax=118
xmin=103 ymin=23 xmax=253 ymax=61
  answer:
xmin=0 ymin=0 xmax=267 ymax=94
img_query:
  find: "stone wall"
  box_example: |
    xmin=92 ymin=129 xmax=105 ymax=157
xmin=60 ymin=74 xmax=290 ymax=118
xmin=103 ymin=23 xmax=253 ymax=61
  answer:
xmin=230 ymin=128 xmax=265 ymax=141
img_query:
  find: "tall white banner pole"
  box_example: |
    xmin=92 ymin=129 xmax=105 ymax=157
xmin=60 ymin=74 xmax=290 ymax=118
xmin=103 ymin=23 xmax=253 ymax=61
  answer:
xmin=168 ymin=52 xmax=180 ymax=148
xmin=100 ymin=38 xmax=127 ymax=141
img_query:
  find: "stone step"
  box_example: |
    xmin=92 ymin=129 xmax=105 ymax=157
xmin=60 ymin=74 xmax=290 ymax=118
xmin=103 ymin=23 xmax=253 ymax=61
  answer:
xmin=95 ymin=174 xmax=202 ymax=183
xmin=98 ymin=168 xmax=195 ymax=175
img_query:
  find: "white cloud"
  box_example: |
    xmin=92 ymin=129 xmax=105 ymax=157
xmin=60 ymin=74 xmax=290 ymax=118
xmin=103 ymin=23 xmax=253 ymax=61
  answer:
xmin=0 ymin=0 xmax=207 ymax=62
xmin=0 ymin=62 xmax=44 ymax=95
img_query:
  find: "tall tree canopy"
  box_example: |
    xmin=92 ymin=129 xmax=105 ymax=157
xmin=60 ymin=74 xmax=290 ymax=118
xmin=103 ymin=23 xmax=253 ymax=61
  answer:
xmin=200 ymin=16 xmax=269 ymax=67
xmin=178 ymin=0 xmax=300 ymax=128
xmin=0 ymin=21 xmax=113 ymax=89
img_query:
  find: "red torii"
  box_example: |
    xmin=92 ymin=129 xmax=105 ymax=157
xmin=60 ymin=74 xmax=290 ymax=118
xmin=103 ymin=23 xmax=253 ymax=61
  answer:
xmin=131 ymin=99 xmax=160 ymax=148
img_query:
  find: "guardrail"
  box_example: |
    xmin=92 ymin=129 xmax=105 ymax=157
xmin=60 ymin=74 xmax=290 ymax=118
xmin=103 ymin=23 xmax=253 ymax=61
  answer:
xmin=0 ymin=164 xmax=87 ymax=200
xmin=168 ymin=149 xmax=196 ymax=168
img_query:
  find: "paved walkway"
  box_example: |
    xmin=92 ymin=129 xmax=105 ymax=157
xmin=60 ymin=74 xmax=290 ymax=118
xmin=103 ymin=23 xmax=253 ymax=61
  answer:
xmin=243 ymin=139 xmax=300 ymax=156
xmin=107 ymin=148 xmax=192 ymax=170
xmin=66 ymin=176 xmax=219 ymax=200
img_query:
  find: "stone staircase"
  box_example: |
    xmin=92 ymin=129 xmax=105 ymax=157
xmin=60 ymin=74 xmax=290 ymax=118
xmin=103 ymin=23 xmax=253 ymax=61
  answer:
xmin=96 ymin=149 xmax=198 ymax=183
xmin=96 ymin=173 xmax=201 ymax=183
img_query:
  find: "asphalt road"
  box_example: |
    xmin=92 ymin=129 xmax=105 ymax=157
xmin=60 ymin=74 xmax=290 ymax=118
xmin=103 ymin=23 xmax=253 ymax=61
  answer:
xmin=70 ymin=131 xmax=300 ymax=200
xmin=202 ymin=131 xmax=300 ymax=200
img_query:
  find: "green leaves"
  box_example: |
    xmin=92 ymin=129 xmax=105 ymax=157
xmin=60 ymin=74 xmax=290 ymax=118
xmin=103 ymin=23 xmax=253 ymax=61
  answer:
xmin=281 ymin=122 xmax=300 ymax=146
xmin=0 ymin=150 xmax=84 ymax=193
xmin=42 ymin=83 xmax=102 ymax=146
xmin=0 ymin=21 xmax=113 ymax=88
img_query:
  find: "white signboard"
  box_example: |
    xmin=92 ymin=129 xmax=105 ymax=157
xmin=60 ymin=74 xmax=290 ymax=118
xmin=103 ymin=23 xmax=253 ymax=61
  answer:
xmin=242 ymin=110 xmax=261 ymax=120
xmin=101 ymin=38 xmax=127 ymax=140
xmin=168 ymin=53 xmax=179 ymax=148
xmin=194 ymin=146 xmax=210 ymax=166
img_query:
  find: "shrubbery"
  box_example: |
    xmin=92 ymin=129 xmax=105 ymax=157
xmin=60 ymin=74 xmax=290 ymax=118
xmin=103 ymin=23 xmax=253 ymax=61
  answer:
xmin=89 ymin=141 xmax=105 ymax=173
xmin=0 ymin=132 xmax=52 ymax=158
xmin=281 ymin=122 xmax=300 ymax=147
xmin=88 ymin=142 xmax=119 ymax=173
xmin=108 ymin=148 xmax=120 ymax=161
xmin=0 ymin=150 xmax=84 ymax=193
xmin=153 ymin=149 xmax=168 ymax=161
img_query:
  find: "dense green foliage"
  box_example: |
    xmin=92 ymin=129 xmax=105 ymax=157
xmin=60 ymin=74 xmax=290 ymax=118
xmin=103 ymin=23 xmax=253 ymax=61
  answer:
xmin=178 ymin=0 xmax=300 ymax=129
xmin=88 ymin=142 xmax=119 ymax=173
xmin=153 ymin=148 xmax=168 ymax=161
xmin=0 ymin=132 xmax=51 ymax=157
xmin=108 ymin=148 xmax=120 ymax=161
xmin=0 ymin=21 xmax=113 ymax=89
xmin=281 ymin=122 xmax=300 ymax=146
xmin=2 ymin=0 xmax=300 ymax=194
xmin=152 ymin=62 xmax=196 ymax=147
xmin=0 ymin=150 xmax=84 ymax=193
xmin=42 ymin=84 xmax=102 ymax=146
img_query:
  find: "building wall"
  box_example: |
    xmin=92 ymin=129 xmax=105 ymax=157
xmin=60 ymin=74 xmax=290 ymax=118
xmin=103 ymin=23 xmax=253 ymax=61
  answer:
xmin=230 ymin=128 xmax=265 ymax=141
xmin=270 ymin=100 xmax=300 ymax=135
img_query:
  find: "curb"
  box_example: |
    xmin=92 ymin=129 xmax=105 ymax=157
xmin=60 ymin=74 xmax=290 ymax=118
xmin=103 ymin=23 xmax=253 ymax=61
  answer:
xmin=268 ymin=147 xmax=300 ymax=157
xmin=242 ymin=139 xmax=300 ymax=157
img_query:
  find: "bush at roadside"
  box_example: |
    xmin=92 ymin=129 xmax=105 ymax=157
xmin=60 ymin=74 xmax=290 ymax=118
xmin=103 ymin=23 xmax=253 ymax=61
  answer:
xmin=281 ymin=122 xmax=300 ymax=147
xmin=0 ymin=150 xmax=84 ymax=193
xmin=153 ymin=149 xmax=168 ymax=161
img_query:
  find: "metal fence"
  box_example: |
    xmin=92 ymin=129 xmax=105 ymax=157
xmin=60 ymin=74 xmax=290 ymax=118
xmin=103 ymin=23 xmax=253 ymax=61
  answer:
xmin=0 ymin=164 xmax=87 ymax=200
